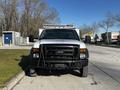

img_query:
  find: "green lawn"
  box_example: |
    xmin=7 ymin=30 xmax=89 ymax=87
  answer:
xmin=0 ymin=49 xmax=29 ymax=88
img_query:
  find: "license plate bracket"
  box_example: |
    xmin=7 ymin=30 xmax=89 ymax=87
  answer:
xmin=55 ymin=64 xmax=66 ymax=68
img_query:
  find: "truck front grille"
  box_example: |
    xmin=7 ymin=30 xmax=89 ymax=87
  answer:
xmin=43 ymin=44 xmax=79 ymax=60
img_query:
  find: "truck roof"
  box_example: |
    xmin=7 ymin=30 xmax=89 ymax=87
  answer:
xmin=43 ymin=24 xmax=75 ymax=29
xmin=39 ymin=24 xmax=80 ymax=37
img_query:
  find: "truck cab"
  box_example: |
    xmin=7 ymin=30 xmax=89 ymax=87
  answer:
xmin=29 ymin=25 xmax=89 ymax=77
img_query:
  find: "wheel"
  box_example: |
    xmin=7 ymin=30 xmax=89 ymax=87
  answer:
xmin=28 ymin=53 xmax=37 ymax=77
xmin=29 ymin=67 xmax=37 ymax=77
xmin=80 ymin=66 xmax=88 ymax=77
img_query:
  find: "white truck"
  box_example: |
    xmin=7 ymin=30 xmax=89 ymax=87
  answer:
xmin=29 ymin=25 xmax=89 ymax=77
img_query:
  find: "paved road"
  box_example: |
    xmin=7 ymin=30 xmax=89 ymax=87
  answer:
xmin=13 ymin=45 xmax=120 ymax=90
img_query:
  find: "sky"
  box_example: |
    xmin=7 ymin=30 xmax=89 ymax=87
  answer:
xmin=46 ymin=0 xmax=120 ymax=29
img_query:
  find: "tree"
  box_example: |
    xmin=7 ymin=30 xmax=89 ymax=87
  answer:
xmin=0 ymin=0 xmax=19 ymax=31
xmin=79 ymin=23 xmax=98 ymax=37
xmin=0 ymin=12 xmax=3 ymax=36
xmin=99 ymin=14 xmax=114 ymax=44
xmin=91 ymin=22 xmax=99 ymax=33
xmin=113 ymin=14 xmax=120 ymax=26
xmin=0 ymin=0 xmax=60 ymax=37
xmin=20 ymin=0 xmax=60 ymax=37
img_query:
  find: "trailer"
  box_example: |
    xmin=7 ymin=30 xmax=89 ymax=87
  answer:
xmin=101 ymin=32 xmax=120 ymax=43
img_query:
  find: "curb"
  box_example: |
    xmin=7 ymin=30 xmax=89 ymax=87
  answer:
xmin=0 ymin=71 xmax=25 ymax=90
xmin=87 ymin=44 xmax=120 ymax=48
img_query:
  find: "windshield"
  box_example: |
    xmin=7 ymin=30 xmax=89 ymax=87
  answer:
xmin=39 ymin=29 xmax=80 ymax=40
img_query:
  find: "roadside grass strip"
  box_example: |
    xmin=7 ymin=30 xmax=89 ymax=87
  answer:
xmin=0 ymin=49 xmax=29 ymax=88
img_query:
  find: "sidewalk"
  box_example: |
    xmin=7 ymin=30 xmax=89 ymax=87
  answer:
xmin=0 ymin=45 xmax=32 ymax=50
xmin=88 ymin=43 xmax=120 ymax=48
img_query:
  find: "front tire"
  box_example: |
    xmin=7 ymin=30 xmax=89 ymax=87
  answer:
xmin=28 ymin=53 xmax=37 ymax=77
xmin=80 ymin=66 xmax=88 ymax=77
xmin=29 ymin=67 xmax=37 ymax=77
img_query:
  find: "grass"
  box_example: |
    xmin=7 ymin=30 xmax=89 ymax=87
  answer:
xmin=0 ymin=49 xmax=29 ymax=88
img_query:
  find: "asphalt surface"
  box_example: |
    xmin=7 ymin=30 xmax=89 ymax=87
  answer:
xmin=13 ymin=45 xmax=120 ymax=90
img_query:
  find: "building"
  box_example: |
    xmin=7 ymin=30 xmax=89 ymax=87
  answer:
xmin=2 ymin=31 xmax=21 ymax=46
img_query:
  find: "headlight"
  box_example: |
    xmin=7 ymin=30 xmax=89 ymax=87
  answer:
xmin=32 ymin=48 xmax=39 ymax=58
xmin=33 ymin=53 xmax=39 ymax=58
xmin=80 ymin=53 xmax=86 ymax=59
xmin=80 ymin=48 xmax=87 ymax=59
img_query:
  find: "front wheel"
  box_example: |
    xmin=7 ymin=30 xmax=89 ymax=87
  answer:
xmin=28 ymin=67 xmax=37 ymax=77
xmin=80 ymin=66 xmax=88 ymax=77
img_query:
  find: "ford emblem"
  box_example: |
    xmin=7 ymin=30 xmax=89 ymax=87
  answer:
xmin=56 ymin=50 xmax=64 ymax=54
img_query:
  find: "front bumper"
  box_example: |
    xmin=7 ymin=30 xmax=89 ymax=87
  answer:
xmin=30 ymin=58 xmax=88 ymax=70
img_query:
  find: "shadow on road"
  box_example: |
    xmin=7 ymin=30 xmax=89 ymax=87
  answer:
xmin=19 ymin=55 xmax=30 ymax=75
xmin=36 ymin=69 xmax=81 ymax=77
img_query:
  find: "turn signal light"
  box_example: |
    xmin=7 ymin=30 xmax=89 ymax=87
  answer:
xmin=80 ymin=48 xmax=86 ymax=53
xmin=32 ymin=48 xmax=39 ymax=53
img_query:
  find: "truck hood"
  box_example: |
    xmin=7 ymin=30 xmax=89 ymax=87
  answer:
xmin=33 ymin=39 xmax=86 ymax=48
